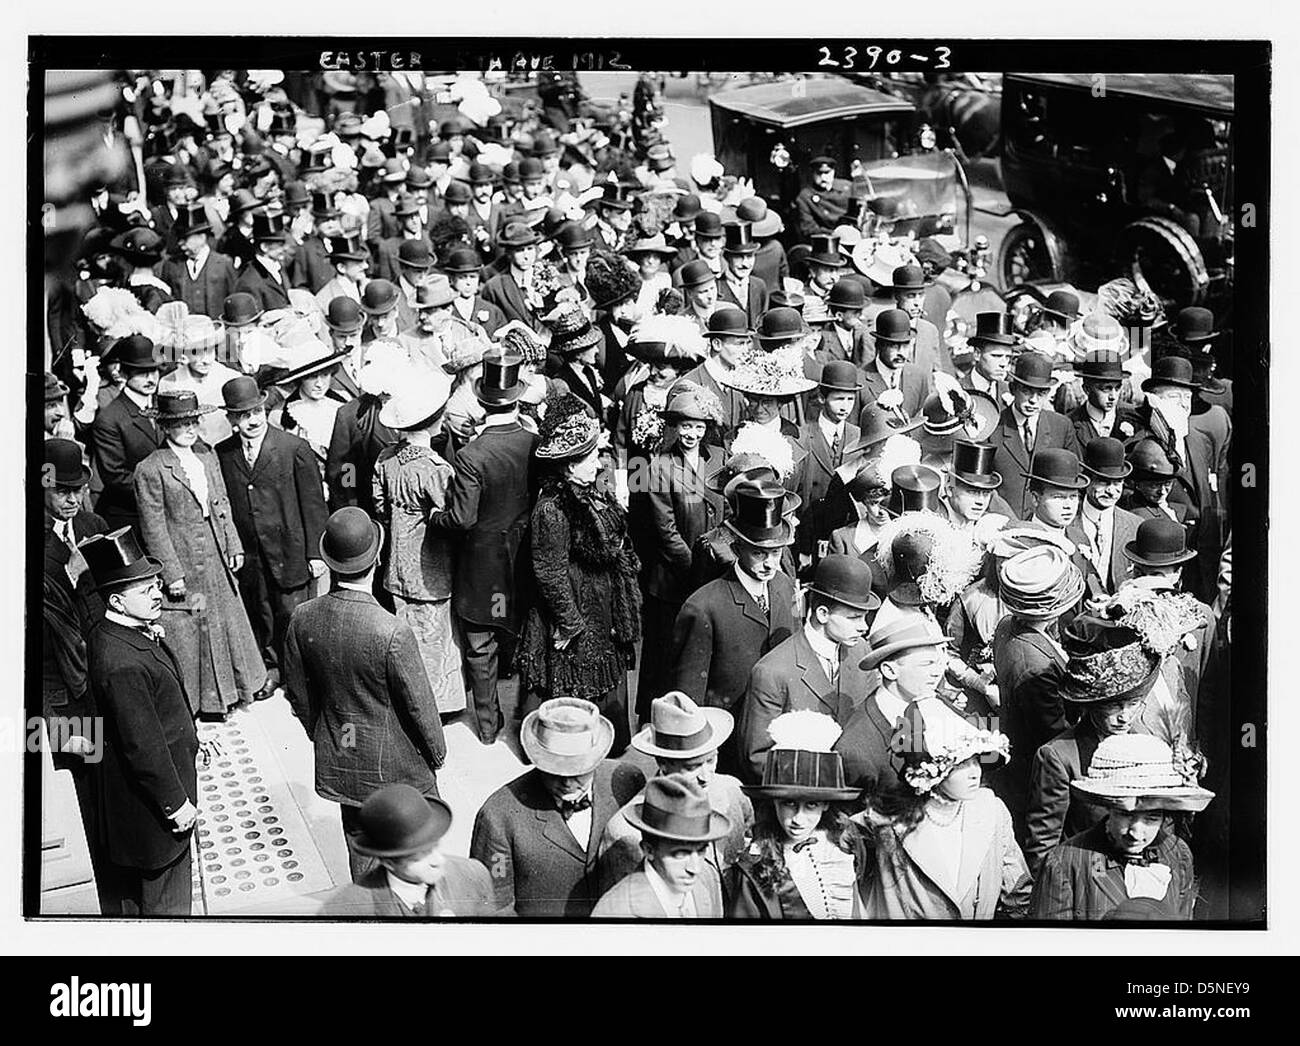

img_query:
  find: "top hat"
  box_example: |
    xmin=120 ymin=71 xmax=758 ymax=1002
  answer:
xmin=706 ymin=305 xmax=751 ymax=339
xmin=595 ymin=181 xmax=636 ymax=212
xmin=828 ymin=278 xmax=866 ymax=312
xmin=405 ymin=164 xmax=434 ymax=190
xmin=967 ymin=312 xmax=1018 ymax=350
xmin=891 ymin=264 xmax=933 ymax=292
xmin=1027 ymin=448 xmax=1089 ymax=490
xmin=678 ymin=259 xmax=717 ymax=290
xmin=521 ymin=697 xmax=615 ymax=776
xmin=281 ymin=181 xmax=311 ymax=212
xmin=722 ymin=221 xmax=759 ymax=255
xmin=1141 ymin=355 xmax=1201 ymax=393
xmin=361 ymin=279 xmax=400 ymax=316
xmin=1041 ymin=290 xmax=1081 ymax=323
xmin=228 ymin=189 xmax=264 ymax=220
xmin=325 ymin=296 xmax=366 ymax=334
xmin=1081 ymin=437 xmax=1132 ymax=480
xmin=1123 ymin=517 xmax=1196 ymax=568
xmin=177 ymin=201 xmax=212 ymax=237
xmin=626 ymin=774 xmax=732 ymax=844
xmin=1059 ymin=615 xmax=1161 ymax=706
xmin=222 ymin=292 xmax=263 ymax=329
xmin=859 ymin=608 xmax=949 ymax=670
xmin=1127 ymin=439 xmax=1177 ymax=481
xmin=497 ymin=222 xmax=541 ymax=250
xmin=319 ymin=507 xmax=384 ymax=574
xmin=949 ymin=439 xmax=1002 ymax=489
xmin=111 ymin=227 xmax=165 ymax=266
xmin=110 ymin=334 xmax=164 ymax=371
xmin=1010 ymin=352 xmax=1055 ymax=390
xmin=755 ymin=307 xmax=811 ymax=347
xmin=78 ymin=527 xmax=163 ymax=591
xmin=886 ymin=463 xmax=943 ymax=516
xmin=724 ymin=480 xmax=795 ymax=548
xmin=349 ymin=784 xmax=453 ymax=858
xmin=814 ymin=359 xmax=861 ymax=395
xmin=266 ymin=108 xmax=296 ymax=138
xmin=998 ymin=545 xmax=1085 ymax=619
xmin=1173 ymin=306 xmax=1219 ymax=344
xmin=474 ymin=351 xmax=527 ymax=406
xmin=735 ymin=197 xmax=784 ymax=238
xmin=251 ymin=211 xmax=289 ymax=242
xmin=45 ymin=438 xmax=91 ymax=488
xmin=396 ymin=240 xmax=434 ymax=272
xmin=873 ymin=308 xmax=913 ymax=344
xmin=891 ymin=697 xmax=1010 ymax=794
xmin=692 ymin=211 xmax=724 ymax=239
xmin=327 ymin=234 xmax=368 ymax=262
xmin=809 ymin=553 xmax=881 ymax=613
xmin=221 ymin=375 xmax=267 ymax=413
xmin=807 ymin=232 xmax=847 ymax=268
xmin=310 ymin=190 xmax=340 ymax=219
xmin=631 ymin=692 xmax=734 ymax=761
xmin=1075 ymin=349 xmax=1125 ymax=382
xmin=1070 ymin=733 xmax=1214 ymax=814
xmin=147 ymin=389 xmax=218 ymax=424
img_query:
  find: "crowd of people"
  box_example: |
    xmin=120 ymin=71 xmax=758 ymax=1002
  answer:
xmin=41 ymin=68 xmax=1233 ymax=922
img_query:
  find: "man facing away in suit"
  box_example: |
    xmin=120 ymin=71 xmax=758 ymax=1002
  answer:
xmin=319 ymin=785 xmax=504 ymax=917
xmin=739 ymin=554 xmax=878 ymax=782
xmin=283 ymin=508 xmax=446 ymax=881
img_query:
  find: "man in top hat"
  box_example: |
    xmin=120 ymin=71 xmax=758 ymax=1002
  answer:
xmin=290 ymin=191 xmax=344 ymax=293
xmin=91 ymin=335 xmax=168 ymax=531
xmin=481 ymin=221 xmax=544 ymax=330
xmin=676 ymin=304 xmax=751 ymax=440
xmin=794 ymin=155 xmax=852 ymax=240
xmin=989 ymin=352 xmax=1082 ymax=518
xmin=470 ymin=698 xmax=646 ymax=917
xmin=600 ymin=692 xmax=752 ymax=894
xmin=817 ymin=277 xmax=872 ymax=367
xmin=284 ymin=508 xmax=447 ymax=881
xmin=366 ymin=157 xmax=411 ymax=248
xmin=314 ymin=233 xmax=370 ymax=314
xmin=428 ymin=353 xmax=538 ymax=744
xmin=799 ymin=233 xmax=848 ymax=312
xmin=215 ymin=188 xmax=264 ymax=270
xmin=670 ymin=209 xmax=725 ymax=279
xmin=1069 ymin=349 xmax=1141 ymax=449
xmin=216 ymin=376 xmax=328 ymax=675
xmin=739 ymin=553 xmax=879 ymax=782
xmin=736 ymin=197 xmax=789 ymax=293
xmin=1068 ymin=438 xmax=1142 ymax=598
xmin=940 ymin=439 xmax=1016 ymax=530
xmin=591 ymin=773 xmax=729 ymax=918
xmin=834 ymin=608 xmax=951 ymax=792
xmin=161 ymin=202 xmax=238 ymax=319
xmin=591 ymin=181 xmax=636 ymax=254
xmin=860 ymin=308 xmax=931 ymax=423
xmin=716 ymin=221 xmax=769 ymax=329
xmin=318 ymin=784 xmax=501 ymax=917
xmin=235 ymin=212 xmax=294 ymax=311
xmin=961 ymin=312 xmax=1016 ymax=404
xmin=443 ymin=245 xmax=507 ymax=337
xmin=80 ymin=528 xmax=199 ymax=914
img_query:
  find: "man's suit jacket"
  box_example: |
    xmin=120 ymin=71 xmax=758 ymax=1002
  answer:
xmin=794 ymin=419 xmax=862 ymax=516
xmin=1067 ymin=505 xmax=1142 ymax=597
xmin=716 ymin=274 xmax=769 ymax=329
xmin=289 ymin=233 xmax=335 ymax=293
xmin=325 ymin=394 xmax=398 ymax=517
xmin=645 ymin=444 xmax=724 ymax=602
xmin=670 ymin=570 xmax=797 ymax=711
xmin=88 ymin=618 xmax=198 ymax=871
xmin=858 ymin=317 xmax=944 ymax=375
xmin=1023 ymin=721 xmax=1117 ymax=877
xmin=215 ymin=426 xmax=328 ymax=591
xmin=1067 ymin=401 xmax=1141 ymax=451
xmin=859 ymin=361 xmax=929 ymax=421
xmin=817 ymin=325 xmax=873 ymax=368
xmin=739 ymin=628 xmax=870 ymax=782
xmin=367 ymin=194 xmax=402 ymax=247
xmin=283 ymin=588 xmax=446 ymax=807
xmin=591 ymin=863 xmax=724 ymax=918
xmin=453 ymin=295 xmax=508 ymax=339
xmin=428 ymin=420 xmax=537 ymax=630
xmin=317 ymin=858 xmax=503 ymax=917
xmin=151 ymin=203 xmax=183 ymax=253
xmin=235 ymin=257 xmax=293 ymax=311
xmin=559 ymin=359 xmax=607 ymax=428
xmin=481 ymin=271 xmax=538 ymax=329
xmin=752 ymin=240 xmax=789 ymax=299
xmin=834 ymin=687 xmax=904 ymax=795
xmin=315 ymin=275 xmax=362 ymax=315
xmin=91 ymin=392 xmax=166 ymax=529
xmin=989 ymin=407 xmax=1083 ymax=518
xmin=470 ymin=761 xmax=647 ymax=918
xmin=162 ymin=250 xmax=238 ymax=319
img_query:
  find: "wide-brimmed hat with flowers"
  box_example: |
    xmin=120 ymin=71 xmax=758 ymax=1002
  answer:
xmin=892 ymin=696 xmax=1011 ymax=795
xmin=1059 ymin=614 xmax=1162 ymax=705
xmin=718 ymin=342 xmax=817 ymax=398
xmin=1070 ymin=734 xmax=1214 ymax=813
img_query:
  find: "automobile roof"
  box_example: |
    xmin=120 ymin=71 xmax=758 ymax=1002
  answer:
xmin=709 ymin=78 xmax=915 ymax=128
xmin=1005 ymin=73 xmax=1233 ymax=114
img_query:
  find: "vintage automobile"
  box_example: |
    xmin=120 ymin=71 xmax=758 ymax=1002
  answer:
xmin=842 ymin=71 xmax=1003 ymax=162
xmin=996 ymin=72 xmax=1233 ymax=319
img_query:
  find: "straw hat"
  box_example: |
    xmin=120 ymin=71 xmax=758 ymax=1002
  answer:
xmin=1066 ymin=311 xmax=1130 ymax=360
xmin=998 ymin=545 xmax=1085 ymax=619
xmin=521 ymin=698 xmax=615 ymax=776
xmin=1070 ymin=734 xmax=1214 ymax=813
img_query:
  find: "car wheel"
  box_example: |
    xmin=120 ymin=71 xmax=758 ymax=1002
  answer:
xmin=1121 ymin=217 xmax=1210 ymax=312
xmin=997 ymin=221 xmax=1057 ymax=289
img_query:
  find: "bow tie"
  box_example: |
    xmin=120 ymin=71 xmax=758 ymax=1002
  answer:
xmin=138 ymin=623 xmax=166 ymax=643
xmin=556 ymin=795 xmax=592 ymax=819
xmin=791 ymin=837 xmax=818 ymax=854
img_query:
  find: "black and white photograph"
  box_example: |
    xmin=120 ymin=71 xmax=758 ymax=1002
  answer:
xmin=20 ymin=21 xmax=1277 ymax=974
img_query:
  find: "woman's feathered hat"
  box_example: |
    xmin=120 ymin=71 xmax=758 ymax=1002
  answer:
xmin=726 ymin=422 xmax=796 ymax=481
xmin=626 ymin=313 xmax=708 ymax=366
xmin=584 ymin=253 xmax=642 ymax=311
xmin=535 ymin=392 xmax=601 ymax=461
xmin=874 ymin=513 xmax=985 ymax=608
xmin=743 ymin=711 xmax=862 ymax=802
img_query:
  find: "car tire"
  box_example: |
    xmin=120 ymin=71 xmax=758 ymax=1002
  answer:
xmin=997 ymin=221 xmax=1058 ymax=290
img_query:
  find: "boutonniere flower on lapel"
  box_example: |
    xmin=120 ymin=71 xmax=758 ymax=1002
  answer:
xmin=477 ymin=310 xmax=489 ymax=323
xmin=1119 ymin=421 xmax=1135 ymax=437
xmin=876 ymin=387 xmax=905 ymax=412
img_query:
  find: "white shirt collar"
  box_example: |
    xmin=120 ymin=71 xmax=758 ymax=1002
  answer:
xmin=732 ymin=562 xmax=768 ymax=602
xmin=243 ymin=428 xmax=267 ymax=453
xmin=259 ymin=255 xmax=283 ymax=280
xmin=384 ymin=871 xmax=429 ymax=913
xmin=337 ymin=579 xmax=372 ymax=594
xmin=803 ymin=621 xmax=840 ymax=665
xmin=703 ymin=355 xmax=729 ymax=383
xmin=873 ymin=684 xmax=910 ymax=726
xmin=122 ymin=385 xmax=153 ymax=411
xmin=1081 ymin=499 xmax=1110 ymax=526
xmin=1012 ymin=405 xmax=1038 ymax=435
xmin=1085 ymin=402 xmax=1116 ymax=431
xmin=105 ymin=609 xmax=154 ymax=632
xmin=643 ymin=860 xmax=696 ymax=918
xmin=817 ymin=413 xmax=845 ymax=446
xmin=481 ymin=412 xmax=518 ymax=429
xmin=969 ymin=368 xmax=994 ymax=393
xmin=187 ymin=244 xmax=210 ymax=273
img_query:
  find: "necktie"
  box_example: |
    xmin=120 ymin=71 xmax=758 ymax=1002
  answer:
xmin=830 ymin=429 xmax=841 ymax=466
xmin=756 ymin=589 xmax=769 ymax=615
xmin=1022 ymin=419 xmax=1035 ymax=452
xmin=244 ymin=440 xmax=257 ymax=467
xmin=557 ymin=794 xmax=592 ymax=819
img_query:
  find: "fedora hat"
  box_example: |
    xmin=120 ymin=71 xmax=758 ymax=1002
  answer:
xmin=1173 ymin=306 xmax=1219 ymax=344
xmin=693 ymin=211 xmax=724 ymax=239
xmin=146 ymin=389 xmax=217 ymax=423
xmin=1010 ymin=352 xmax=1055 ymax=390
xmin=414 ymin=274 xmax=455 ymax=309
xmin=967 ymin=311 xmax=1018 ymax=349
xmin=221 ymin=292 xmax=263 ymax=329
xmin=1081 ymin=437 xmax=1131 ymax=480
xmin=272 ymin=347 xmax=349 ymax=387
xmin=45 ymin=438 xmax=91 ymax=487
xmin=1027 ymin=448 xmax=1088 ymax=490
xmin=632 ymin=692 xmax=733 ymax=761
xmin=622 ymin=233 xmax=677 ymax=259
xmin=324 ymin=296 xmax=366 ymax=334
xmin=724 ymin=480 xmax=795 ymax=548
xmin=706 ymin=305 xmax=751 ymax=339
xmin=220 ymin=375 xmax=267 ymax=413
xmin=361 ymin=279 xmax=400 ymax=316
xmin=755 ymin=307 xmax=811 ymax=347
xmin=405 ymin=164 xmax=434 ymax=190
xmin=1127 ymin=439 xmax=1177 ymax=480
xmin=809 ymin=553 xmax=881 ymax=613
xmin=251 ymin=211 xmax=289 ymax=242
xmin=807 ymin=232 xmax=847 ymax=268
xmin=892 ymin=697 xmax=1010 ymax=794
xmin=326 ymin=233 xmax=367 ymax=261
xmin=319 ymin=507 xmax=383 ymax=574
xmin=1070 ymin=734 xmax=1213 ymax=813
xmin=745 ymin=711 xmax=861 ymax=801
xmin=886 ymin=463 xmax=943 ymax=517
xmin=999 ymin=545 xmax=1085 ymax=619
xmin=860 ymin=608 xmax=949 ymax=671
xmin=949 ymin=439 xmax=1001 ymax=489
xmin=722 ymin=221 xmax=759 ymax=255
xmin=1076 ymin=349 xmax=1126 ymax=382
xmin=349 ymin=784 xmax=453 ymax=858
xmin=873 ymin=308 xmax=913 ymax=344
xmin=397 ymin=239 xmax=434 ymax=272
xmin=522 ymin=698 xmax=614 ymax=776
xmin=891 ymin=263 xmax=932 ymax=292
xmin=1141 ymin=355 xmax=1201 ymax=393
xmin=1060 ymin=615 xmax=1161 ymax=705
xmin=78 ymin=527 xmax=163 ymax=591
xmin=827 ymin=278 xmax=866 ymax=312
xmin=379 ymin=369 xmax=453 ymax=430
xmin=530 ymin=129 xmax=561 ymax=157
xmin=497 ymin=221 xmax=541 ymax=250
xmin=474 ymin=351 xmax=527 ymax=406
xmin=735 ymin=197 xmax=784 ymax=238
xmin=626 ymin=773 xmax=732 ymax=844
xmin=678 ymin=259 xmax=716 ymax=290
xmin=441 ymin=246 xmax=483 ymax=275
xmin=1041 ymin=290 xmax=1081 ymax=323
xmin=1124 ymin=517 xmax=1196 ymax=568
xmin=177 ymin=201 xmax=212 ymax=237
xmin=111 ymin=227 xmax=165 ymax=266
xmin=819 ymin=359 xmax=863 ymax=393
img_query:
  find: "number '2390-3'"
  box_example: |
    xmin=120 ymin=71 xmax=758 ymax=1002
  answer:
xmin=817 ymin=45 xmax=952 ymax=71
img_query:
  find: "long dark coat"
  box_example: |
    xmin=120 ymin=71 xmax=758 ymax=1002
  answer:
xmin=91 ymin=392 xmax=166 ymax=530
xmin=644 ymin=443 xmax=724 ymax=603
xmin=989 ymin=406 xmax=1083 ymax=518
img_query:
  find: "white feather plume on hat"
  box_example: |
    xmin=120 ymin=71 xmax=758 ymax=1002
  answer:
xmin=82 ymin=287 xmax=159 ymax=341
xmin=730 ymin=422 xmax=795 ymax=480
xmin=768 ymin=710 xmax=842 ymax=752
xmin=690 ymin=153 xmax=724 ymax=187
xmin=629 ymin=313 xmax=708 ymax=361
xmin=875 ymin=432 xmax=922 ymax=481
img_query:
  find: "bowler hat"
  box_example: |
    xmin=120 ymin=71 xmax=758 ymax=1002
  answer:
xmin=873 ymin=308 xmax=912 ymax=344
xmin=1081 ymin=437 xmax=1132 ymax=480
xmin=327 ymin=234 xmax=367 ymax=262
xmin=886 ymin=463 xmax=943 ymax=516
xmin=724 ymin=480 xmax=795 ymax=548
xmin=441 ymin=246 xmax=483 ymax=275
xmin=1041 ymin=290 xmax=1081 ymax=323
xmin=146 ymin=389 xmax=217 ymax=423
xmin=828 ymin=278 xmax=866 ymax=311
xmin=465 ymin=162 xmax=495 ymax=187
xmin=521 ymin=697 xmax=615 ymax=776
xmin=736 ymin=197 xmax=784 ymax=238
xmin=1027 ymin=448 xmax=1088 ymax=490
xmin=706 ymin=305 xmax=751 ymax=338
xmin=442 ymin=181 xmax=472 ymax=206
xmin=631 ymin=692 xmax=733 ymax=761
xmin=1010 ymin=352 xmax=1055 ymax=390
xmin=474 ymin=351 xmax=527 ymax=406
xmin=722 ymin=221 xmax=759 ymax=255
xmin=967 ymin=311 xmax=1018 ymax=349
xmin=349 ymin=785 xmax=452 ymax=859
xmin=530 ymin=129 xmax=561 ymax=157
xmin=554 ymin=221 xmax=594 ymax=253
xmin=397 ymin=240 xmax=434 ymax=271
xmin=426 ymin=141 xmax=452 ymax=164
xmin=111 ymin=227 xmax=165 ymax=266
xmin=949 ymin=439 xmax=1002 ymax=489
xmin=891 ymin=264 xmax=932 ymax=292
xmin=819 ymin=359 xmax=863 ymax=392
xmin=627 ymin=774 xmax=732 ymax=844
xmin=1124 ymin=517 xmax=1196 ymax=567
xmin=517 ymin=157 xmax=545 ymax=183
xmin=221 ymin=375 xmax=267 ymax=413
xmin=497 ymin=221 xmax=541 ymax=250
xmin=809 ymin=553 xmax=881 ymax=613
xmin=1141 ymin=355 xmax=1201 ymax=393
xmin=674 ymin=194 xmax=703 ymax=222
xmin=1173 ymin=306 xmax=1219 ymax=344
xmin=361 ymin=279 xmax=400 ymax=316
xmin=693 ymin=212 xmax=724 ymax=238
xmin=405 ymin=164 xmax=434 ymax=190
xmin=324 ymin=296 xmax=366 ymax=334
xmin=177 ymin=201 xmax=212 ymax=237
xmin=251 ymin=211 xmax=289 ymax=242
xmin=222 ymin=292 xmax=263 ymax=329
xmin=1076 ymin=349 xmax=1125 ymax=382
xmin=755 ymin=307 xmax=810 ymax=347
xmin=319 ymin=506 xmax=384 ymax=574
xmin=807 ymin=232 xmax=847 ymax=268
xmin=439 ymin=115 xmax=472 ymax=139
xmin=45 ymin=438 xmax=91 ymax=487
xmin=111 ymin=334 xmax=164 ymax=371
xmin=78 ymin=527 xmax=163 ymax=591
xmin=859 ymin=608 xmax=950 ymax=671
xmin=678 ymin=259 xmax=716 ymax=289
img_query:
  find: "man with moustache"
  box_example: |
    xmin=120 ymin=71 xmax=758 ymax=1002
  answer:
xmin=161 ymin=203 xmax=238 ymax=319
xmin=1068 ymin=438 xmax=1141 ymax=598
xmin=90 ymin=335 xmax=167 ymax=532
